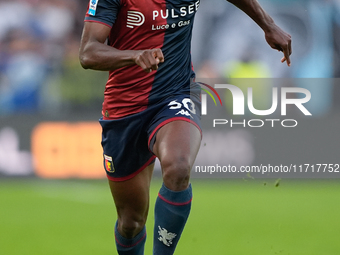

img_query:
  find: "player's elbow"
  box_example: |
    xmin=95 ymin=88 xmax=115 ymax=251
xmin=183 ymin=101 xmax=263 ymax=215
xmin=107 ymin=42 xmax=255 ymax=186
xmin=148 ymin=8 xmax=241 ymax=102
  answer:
xmin=79 ymin=43 xmax=96 ymax=69
xmin=79 ymin=56 xmax=88 ymax=69
xmin=79 ymin=51 xmax=91 ymax=69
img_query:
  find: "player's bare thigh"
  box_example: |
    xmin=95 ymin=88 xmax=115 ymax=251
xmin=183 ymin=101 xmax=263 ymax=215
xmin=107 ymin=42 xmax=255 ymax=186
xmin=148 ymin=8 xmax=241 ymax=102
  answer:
xmin=108 ymin=163 xmax=154 ymax=238
xmin=153 ymin=120 xmax=201 ymax=191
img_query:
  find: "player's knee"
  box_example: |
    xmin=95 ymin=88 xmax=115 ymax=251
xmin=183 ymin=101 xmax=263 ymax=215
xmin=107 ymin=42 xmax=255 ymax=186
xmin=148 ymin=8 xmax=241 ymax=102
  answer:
xmin=161 ymin=157 xmax=191 ymax=191
xmin=118 ymin=216 xmax=146 ymax=239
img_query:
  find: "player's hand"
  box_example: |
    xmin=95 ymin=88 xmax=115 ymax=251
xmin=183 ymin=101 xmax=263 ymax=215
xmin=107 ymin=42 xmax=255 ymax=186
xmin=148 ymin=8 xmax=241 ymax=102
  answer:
xmin=264 ymin=24 xmax=292 ymax=66
xmin=133 ymin=49 xmax=165 ymax=73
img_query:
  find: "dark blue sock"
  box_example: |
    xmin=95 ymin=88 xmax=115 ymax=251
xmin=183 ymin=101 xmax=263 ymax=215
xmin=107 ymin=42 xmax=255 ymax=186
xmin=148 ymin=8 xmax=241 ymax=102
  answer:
xmin=115 ymin=221 xmax=146 ymax=255
xmin=153 ymin=183 xmax=192 ymax=255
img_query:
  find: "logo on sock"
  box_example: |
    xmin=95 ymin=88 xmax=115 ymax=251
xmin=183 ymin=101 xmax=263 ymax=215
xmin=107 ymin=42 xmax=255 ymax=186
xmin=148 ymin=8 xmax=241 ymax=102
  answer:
xmin=158 ymin=226 xmax=177 ymax=246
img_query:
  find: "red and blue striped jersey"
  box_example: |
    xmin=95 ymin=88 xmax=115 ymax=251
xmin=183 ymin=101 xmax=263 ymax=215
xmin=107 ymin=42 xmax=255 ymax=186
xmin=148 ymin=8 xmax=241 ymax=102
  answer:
xmin=85 ymin=0 xmax=200 ymax=118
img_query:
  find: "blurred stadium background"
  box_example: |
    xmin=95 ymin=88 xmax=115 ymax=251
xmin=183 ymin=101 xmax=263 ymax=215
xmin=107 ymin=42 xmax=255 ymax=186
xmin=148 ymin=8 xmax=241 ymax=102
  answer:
xmin=1 ymin=0 xmax=340 ymax=254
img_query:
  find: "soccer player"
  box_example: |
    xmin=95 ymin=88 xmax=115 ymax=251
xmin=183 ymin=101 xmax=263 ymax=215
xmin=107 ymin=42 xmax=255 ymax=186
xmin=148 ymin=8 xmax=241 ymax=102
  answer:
xmin=79 ymin=0 xmax=291 ymax=254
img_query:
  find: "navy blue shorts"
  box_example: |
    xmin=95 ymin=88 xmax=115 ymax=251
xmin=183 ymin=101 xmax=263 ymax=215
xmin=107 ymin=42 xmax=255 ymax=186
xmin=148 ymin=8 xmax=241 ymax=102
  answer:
xmin=100 ymin=91 xmax=201 ymax=181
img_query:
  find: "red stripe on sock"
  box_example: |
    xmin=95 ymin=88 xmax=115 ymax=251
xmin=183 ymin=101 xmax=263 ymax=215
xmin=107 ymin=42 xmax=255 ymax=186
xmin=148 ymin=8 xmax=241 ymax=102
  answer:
xmin=115 ymin=232 xmax=146 ymax=248
xmin=158 ymin=193 xmax=192 ymax=206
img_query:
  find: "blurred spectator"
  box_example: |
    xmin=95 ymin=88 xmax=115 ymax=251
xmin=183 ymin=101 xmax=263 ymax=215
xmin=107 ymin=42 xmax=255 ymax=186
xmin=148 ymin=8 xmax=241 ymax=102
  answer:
xmin=0 ymin=0 xmax=34 ymax=41
xmin=0 ymin=0 xmax=85 ymax=115
xmin=0 ymin=28 xmax=47 ymax=114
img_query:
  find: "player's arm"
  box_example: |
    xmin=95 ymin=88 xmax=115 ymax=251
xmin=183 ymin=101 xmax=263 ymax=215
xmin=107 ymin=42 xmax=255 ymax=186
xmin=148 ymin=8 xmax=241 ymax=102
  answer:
xmin=226 ymin=0 xmax=292 ymax=66
xmin=79 ymin=22 xmax=164 ymax=72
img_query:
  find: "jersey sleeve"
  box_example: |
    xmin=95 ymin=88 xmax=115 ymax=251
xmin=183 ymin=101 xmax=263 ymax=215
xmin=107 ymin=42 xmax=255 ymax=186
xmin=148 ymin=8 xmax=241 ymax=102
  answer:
xmin=84 ymin=0 xmax=121 ymax=28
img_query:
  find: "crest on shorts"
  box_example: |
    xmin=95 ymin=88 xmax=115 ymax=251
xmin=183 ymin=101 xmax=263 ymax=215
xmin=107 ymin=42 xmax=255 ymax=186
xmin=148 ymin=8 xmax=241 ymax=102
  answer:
xmin=104 ymin=154 xmax=115 ymax=173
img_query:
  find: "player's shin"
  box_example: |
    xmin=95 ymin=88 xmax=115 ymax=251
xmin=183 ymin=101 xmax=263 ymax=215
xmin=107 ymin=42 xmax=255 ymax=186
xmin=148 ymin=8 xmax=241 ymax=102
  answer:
xmin=153 ymin=183 xmax=192 ymax=255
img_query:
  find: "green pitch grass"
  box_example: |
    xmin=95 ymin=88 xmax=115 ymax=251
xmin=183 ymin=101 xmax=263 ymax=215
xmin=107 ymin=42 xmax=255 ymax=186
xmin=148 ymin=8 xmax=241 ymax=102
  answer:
xmin=1 ymin=178 xmax=339 ymax=255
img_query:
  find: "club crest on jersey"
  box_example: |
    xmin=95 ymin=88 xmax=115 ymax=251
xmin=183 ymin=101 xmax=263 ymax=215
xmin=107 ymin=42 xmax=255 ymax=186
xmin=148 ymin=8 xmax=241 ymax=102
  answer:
xmin=88 ymin=0 xmax=98 ymax=16
xmin=104 ymin=154 xmax=115 ymax=173
xmin=127 ymin=11 xmax=145 ymax=28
